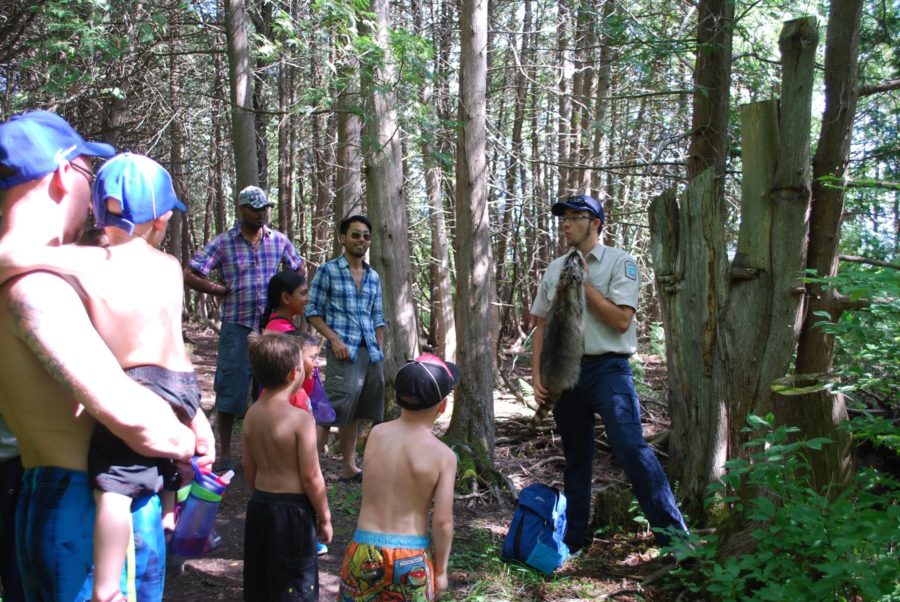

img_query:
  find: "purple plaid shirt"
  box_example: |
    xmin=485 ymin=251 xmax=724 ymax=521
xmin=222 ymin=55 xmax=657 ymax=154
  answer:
xmin=189 ymin=224 xmax=303 ymax=329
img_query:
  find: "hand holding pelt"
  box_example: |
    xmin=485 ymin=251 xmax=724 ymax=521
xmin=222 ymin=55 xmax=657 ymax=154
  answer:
xmin=533 ymin=249 xmax=585 ymax=427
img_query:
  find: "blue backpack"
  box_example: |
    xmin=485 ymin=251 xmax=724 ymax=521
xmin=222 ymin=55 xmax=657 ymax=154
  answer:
xmin=501 ymin=484 xmax=570 ymax=574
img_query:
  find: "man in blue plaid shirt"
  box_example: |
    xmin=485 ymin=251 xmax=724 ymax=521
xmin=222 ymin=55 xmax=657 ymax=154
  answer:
xmin=184 ymin=186 xmax=304 ymax=469
xmin=306 ymin=215 xmax=385 ymax=481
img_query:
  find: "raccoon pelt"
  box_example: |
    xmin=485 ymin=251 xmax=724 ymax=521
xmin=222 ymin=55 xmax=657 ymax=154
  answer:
xmin=533 ymin=249 xmax=585 ymax=428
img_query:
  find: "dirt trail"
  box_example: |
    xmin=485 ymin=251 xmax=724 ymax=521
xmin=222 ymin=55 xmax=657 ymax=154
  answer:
xmin=167 ymin=325 xmax=535 ymax=600
xmin=166 ymin=324 xmax=673 ymax=601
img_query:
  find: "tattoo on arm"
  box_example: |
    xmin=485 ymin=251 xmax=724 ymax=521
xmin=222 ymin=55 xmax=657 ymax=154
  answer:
xmin=7 ymin=284 xmax=87 ymax=402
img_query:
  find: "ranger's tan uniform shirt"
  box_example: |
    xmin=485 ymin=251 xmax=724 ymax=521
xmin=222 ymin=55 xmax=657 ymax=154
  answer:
xmin=531 ymin=243 xmax=640 ymax=356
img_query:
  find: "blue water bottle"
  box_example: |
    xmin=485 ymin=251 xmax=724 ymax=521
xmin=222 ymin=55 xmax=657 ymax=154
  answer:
xmin=170 ymin=458 xmax=232 ymax=558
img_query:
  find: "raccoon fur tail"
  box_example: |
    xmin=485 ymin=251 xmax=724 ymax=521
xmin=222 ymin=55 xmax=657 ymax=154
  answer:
xmin=532 ymin=249 xmax=586 ymax=429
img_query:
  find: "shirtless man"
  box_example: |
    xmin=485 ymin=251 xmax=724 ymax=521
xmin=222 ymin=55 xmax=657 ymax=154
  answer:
xmin=0 ymin=152 xmax=219 ymax=601
xmin=338 ymin=353 xmax=459 ymax=601
xmin=0 ymin=111 xmax=202 ymax=600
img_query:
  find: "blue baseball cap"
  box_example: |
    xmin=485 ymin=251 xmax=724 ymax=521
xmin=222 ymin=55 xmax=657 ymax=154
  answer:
xmin=0 ymin=110 xmax=115 ymax=189
xmin=93 ymin=153 xmax=187 ymax=234
xmin=550 ymin=194 xmax=604 ymax=222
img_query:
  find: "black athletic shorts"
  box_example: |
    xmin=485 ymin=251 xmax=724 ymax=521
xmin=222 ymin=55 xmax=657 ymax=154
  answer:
xmin=90 ymin=365 xmax=200 ymax=497
xmin=243 ymin=490 xmax=319 ymax=601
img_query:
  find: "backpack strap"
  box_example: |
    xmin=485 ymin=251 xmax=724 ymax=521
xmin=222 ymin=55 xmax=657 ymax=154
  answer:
xmin=512 ymin=507 xmax=526 ymax=559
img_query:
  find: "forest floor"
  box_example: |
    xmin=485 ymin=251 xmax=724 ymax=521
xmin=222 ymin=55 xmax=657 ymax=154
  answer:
xmin=165 ymin=323 xmax=685 ymax=601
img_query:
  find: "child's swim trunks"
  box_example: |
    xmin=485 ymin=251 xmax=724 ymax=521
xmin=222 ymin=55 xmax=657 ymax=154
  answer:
xmin=339 ymin=530 xmax=434 ymax=601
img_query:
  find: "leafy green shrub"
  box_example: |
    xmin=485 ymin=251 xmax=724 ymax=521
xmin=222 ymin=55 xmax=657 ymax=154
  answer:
xmin=807 ymin=269 xmax=900 ymax=408
xmin=648 ymin=321 xmax=667 ymax=356
xmin=664 ymin=415 xmax=900 ymax=601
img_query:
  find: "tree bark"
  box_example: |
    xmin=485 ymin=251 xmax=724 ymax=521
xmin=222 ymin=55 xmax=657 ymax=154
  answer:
xmin=415 ymin=0 xmax=456 ymax=361
xmin=649 ymin=171 xmax=729 ymax=522
xmin=445 ymin=0 xmax=497 ymax=485
xmin=311 ymin=46 xmax=334 ymax=267
xmin=98 ymin=0 xmax=144 ymax=148
xmin=590 ymin=0 xmax=615 ymax=198
xmin=686 ymin=0 xmax=734 ymax=180
xmin=650 ymin=18 xmax=818 ymax=522
xmin=357 ymin=0 xmax=419 ymax=387
xmin=167 ymin=9 xmax=185 ymax=264
xmin=224 ymin=0 xmax=259 ymax=192
xmin=277 ymin=23 xmax=296 ymax=242
xmin=495 ymin=0 xmax=531 ymax=348
xmin=567 ymin=3 xmax=595 ymax=193
xmin=249 ymin=2 xmax=273 ymax=191
xmin=791 ymin=0 xmax=864 ymax=493
xmin=555 ymin=0 xmax=571 ymax=199
xmin=335 ymin=53 xmax=363 ymax=243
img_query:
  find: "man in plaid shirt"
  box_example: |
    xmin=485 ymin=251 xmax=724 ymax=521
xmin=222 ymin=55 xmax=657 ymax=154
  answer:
xmin=184 ymin=186 xmax=304 ymax=469
xmin=306 ymin=215 xmax=385 ymax=481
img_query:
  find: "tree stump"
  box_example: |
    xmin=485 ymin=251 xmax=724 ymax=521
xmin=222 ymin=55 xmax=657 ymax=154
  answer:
xmin=589 ymin=485 xmax=635 ymax=536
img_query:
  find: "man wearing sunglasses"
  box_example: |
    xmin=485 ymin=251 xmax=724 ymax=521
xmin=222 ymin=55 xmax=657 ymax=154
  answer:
xmin=531 ymin=194 xmax=688 ymax=554
xmin=0 ymin=110 xmax=197 ymax=600
xmin=306 ymin=215 xmax=385 ymax=482
xmin=184 ymin=185 xmax=304 ymax=471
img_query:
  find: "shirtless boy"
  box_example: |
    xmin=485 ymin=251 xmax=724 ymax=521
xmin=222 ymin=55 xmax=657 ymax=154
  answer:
xmin=338 ymin=353 xmax=459 ymax=601
xmin=242 ymin=332 xmax=332 ymax=601
xmin=1 ymin=151 xmax=215 ymax=601
xmin=0 ymin=113 xmax=201 ymax=600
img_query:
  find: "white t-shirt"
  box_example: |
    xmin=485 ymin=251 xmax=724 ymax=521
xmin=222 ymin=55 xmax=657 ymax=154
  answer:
xmin=531 ymin=243 xmax=640 ymax=356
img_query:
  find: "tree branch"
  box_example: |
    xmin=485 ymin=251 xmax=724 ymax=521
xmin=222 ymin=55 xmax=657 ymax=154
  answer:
xmin=859 ymin=78 xmax=900 ymax=97
xmin=838 ymin=255 xmax=900 ymax=270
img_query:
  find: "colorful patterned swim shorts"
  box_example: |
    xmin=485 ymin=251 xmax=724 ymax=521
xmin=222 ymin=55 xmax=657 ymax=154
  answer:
xmin=339 ymin=530 xmax=434 ymax=601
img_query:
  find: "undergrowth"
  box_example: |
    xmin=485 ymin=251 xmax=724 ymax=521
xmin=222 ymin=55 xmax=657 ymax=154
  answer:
xmin=663 ymin=415 xmax=900 ymax=601
xmin=443 ymin=524 xmax=607 ymax=601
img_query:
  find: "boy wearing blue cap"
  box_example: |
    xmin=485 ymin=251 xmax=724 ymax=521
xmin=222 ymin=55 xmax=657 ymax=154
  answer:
xmin=0 ymin=113 xmax=199 ymax=600
xmin=1 ymin=152 xmax=213 ymax=601
xmin=338 ymin=353 xmax=459 ymax=601
xmin=86 ymin=153 xmax=210 ymax=602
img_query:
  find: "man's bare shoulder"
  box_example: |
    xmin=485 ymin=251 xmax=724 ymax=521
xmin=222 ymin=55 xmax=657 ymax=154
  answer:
xmin=0 ymin=245 xmax=103 ymax=288
xmin=1 ymin=269 xmax=81 ymax=309
xmin=0 ymin=241 xmax=180 ymax=287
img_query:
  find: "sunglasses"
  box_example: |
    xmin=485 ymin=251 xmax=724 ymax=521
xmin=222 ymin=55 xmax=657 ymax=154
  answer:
xmin=349 ymin=231 xmax=371 ymax=241
xmin=559 ymin=214 xmax=592 ymax=223
xmin=69 ymin=162 xmax=95 ymax=185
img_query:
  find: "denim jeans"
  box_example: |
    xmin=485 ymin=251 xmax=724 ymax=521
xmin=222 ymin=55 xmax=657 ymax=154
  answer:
xmin=213 ymin=322 xmax=253 ymax=415
xmin=552 ymin=356 xmax=687 ymax=550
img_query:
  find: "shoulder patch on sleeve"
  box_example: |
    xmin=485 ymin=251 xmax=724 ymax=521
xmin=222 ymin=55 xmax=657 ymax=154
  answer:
xmin=625 ymin=261 xmax=638 ymax=280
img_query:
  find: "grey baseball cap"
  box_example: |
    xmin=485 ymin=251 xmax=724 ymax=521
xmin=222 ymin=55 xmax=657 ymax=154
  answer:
xmin=238 ymin=185 xmax=274 ymax=209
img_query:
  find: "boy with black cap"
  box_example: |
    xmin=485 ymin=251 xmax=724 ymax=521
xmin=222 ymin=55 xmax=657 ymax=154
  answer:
xmin=338 ymin=353 xmax=459 ymax=601
xmin=0 ymin=152 xmax=213 ymax=601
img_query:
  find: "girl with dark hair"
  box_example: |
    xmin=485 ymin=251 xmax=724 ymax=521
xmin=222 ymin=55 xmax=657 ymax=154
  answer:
xmin=261 ymin=271 xmax=332 ymax=556
xmin=261 ymin=270 xmax=308 ymax=332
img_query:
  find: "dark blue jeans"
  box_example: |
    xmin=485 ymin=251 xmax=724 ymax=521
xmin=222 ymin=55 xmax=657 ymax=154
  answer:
xmin=214 ymin=322 xmax=253 ymax=415
xmin=552 ymin=356 xmax=687 ymax=550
